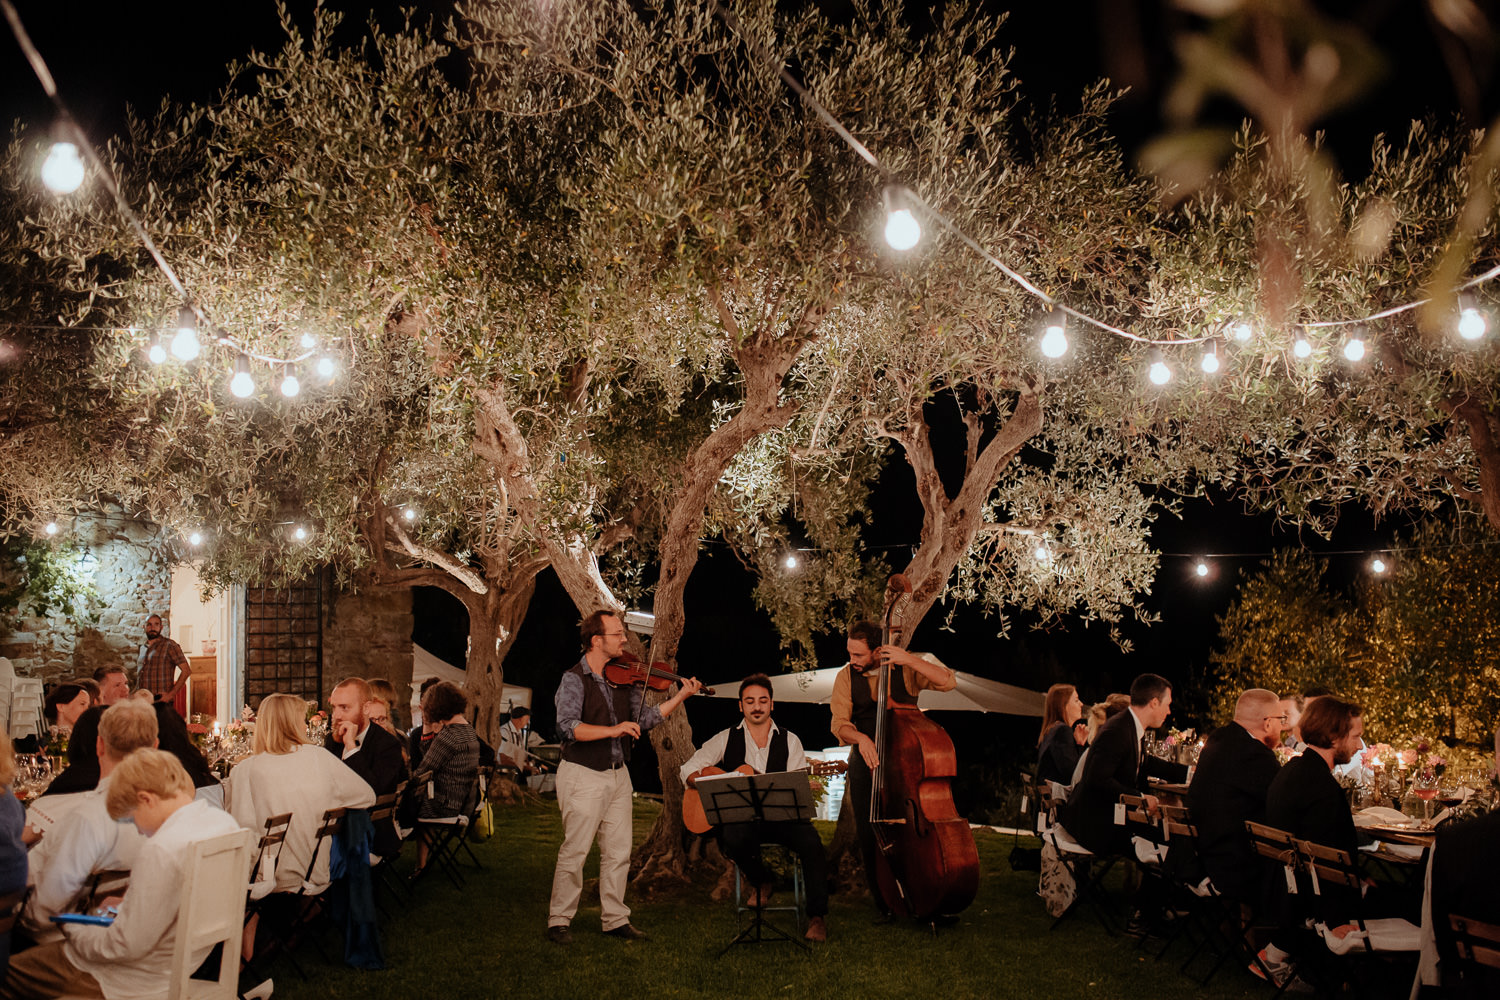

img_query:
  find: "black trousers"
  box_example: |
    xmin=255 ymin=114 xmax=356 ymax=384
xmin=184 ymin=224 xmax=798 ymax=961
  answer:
xmin=719 ymin=819 xmax=829 ymax=917
xmin=843 ymin=750 xmax=889 ymax=912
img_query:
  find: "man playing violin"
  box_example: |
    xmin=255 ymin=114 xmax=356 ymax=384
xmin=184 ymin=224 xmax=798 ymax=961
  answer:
xmin=831 ymin=619 xmax=956 ymax=918
xmin=546 ymin=610 xmax=702 ymax=945
xmin=681 ymin=672 xmax=831 ymax=942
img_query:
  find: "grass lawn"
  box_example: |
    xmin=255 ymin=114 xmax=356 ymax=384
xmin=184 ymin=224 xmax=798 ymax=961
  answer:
xmin=266 ymin=797 xmax=1271 ymax=1000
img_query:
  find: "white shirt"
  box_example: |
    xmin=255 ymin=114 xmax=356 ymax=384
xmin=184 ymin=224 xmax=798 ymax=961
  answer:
xmin=340 ymin=723 xmax=372 ymax=761
xmin=24 ymin=776 xmax=146 ymax=937
xmin=679 ymin=721 xmax=808 ymax=783
xmin=497 ymin=722 xmax=541 ymax=768
xmin=64 ymin=799 xmax=244 ymax=1000
xmin=225 ymin=743 xmax=376 ymax=892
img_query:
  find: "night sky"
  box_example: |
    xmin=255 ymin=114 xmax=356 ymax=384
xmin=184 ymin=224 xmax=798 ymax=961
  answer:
xmin=5 ymin=2 xmax=1491 ymax=791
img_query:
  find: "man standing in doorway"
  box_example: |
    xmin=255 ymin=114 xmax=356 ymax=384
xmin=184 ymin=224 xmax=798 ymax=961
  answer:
xmin=546 ymin=611 xmax=701 ymax=945
xmin=137 ymin=615 xmax=191 ymax=712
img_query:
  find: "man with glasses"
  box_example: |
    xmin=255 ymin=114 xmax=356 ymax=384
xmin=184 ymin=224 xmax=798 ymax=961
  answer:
xmin=1186 ymin=688 xmax=1285 ymax=905
xmin=546 ymin=611 xmax=701 ymax=945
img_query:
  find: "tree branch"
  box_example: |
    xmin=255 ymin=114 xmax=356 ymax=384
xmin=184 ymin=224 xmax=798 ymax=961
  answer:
xmin=383 ymin=516 xmax=488 ymax=595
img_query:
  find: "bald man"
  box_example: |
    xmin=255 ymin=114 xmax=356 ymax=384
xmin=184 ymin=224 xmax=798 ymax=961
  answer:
xmin=1187 ymin=689 xmax=1285 ymax=903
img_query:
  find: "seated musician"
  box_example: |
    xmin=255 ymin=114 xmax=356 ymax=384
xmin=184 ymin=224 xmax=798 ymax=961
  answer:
xmin=830 ymin=620 xmax=956 ymax=918
xmin=681 ymin=673 xmax=830 ymax=943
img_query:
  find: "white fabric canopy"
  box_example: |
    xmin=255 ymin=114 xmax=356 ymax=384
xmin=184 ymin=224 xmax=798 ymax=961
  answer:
xmin=705 ymin=666 xmax=1044 ymax=717
xmin=410 ymin=643 xmax=531 ymax=710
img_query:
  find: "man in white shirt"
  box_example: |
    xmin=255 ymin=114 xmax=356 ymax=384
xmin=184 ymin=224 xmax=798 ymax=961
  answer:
xmin=0 ymin=748 xmax=244 ymax=1000
xmin=498 ymin=706 xmax=543 ymax=775
xmin=680 ymin=673 xmax=829 ymax=942
xmin=22 ymin=697 xmax=157 ymax=940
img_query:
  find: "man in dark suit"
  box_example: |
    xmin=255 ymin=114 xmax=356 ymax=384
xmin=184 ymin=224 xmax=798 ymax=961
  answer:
xmin=1188 ymin=688 xmax=1285 ymax=903
xmin=1061 ymin=672 xmax=1188 ymax=857
xmin=327 ymin=677 xmax=408 ymax=857
xmin=1255 ymin=695 xmax=1365 ymax=987
xmin=1426 ymin=726 xmax=1500 ymax=995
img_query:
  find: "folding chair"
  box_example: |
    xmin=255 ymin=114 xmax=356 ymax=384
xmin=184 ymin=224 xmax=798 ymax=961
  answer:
xmin=259 ymin=808 xmax=348 ymax=980
xmin=238 ymin=812 xmax=292 ymax=985
xmin=1449 ymin=913 xmax=1500 ymax=997
xmin=1156 ymin=803 xmax=1252 ymax=985
xmin=413 ymin=776 xmax=480 ymax=890
xmin=1037 ymin=782 xmax=1120 ymax=935
xmin=1295 ymin=837 xmax=1421 ymax=994
xmin=368 ymin=791 xmax=408 ymax=914
xmin=1245 ymin=821 xmax=1305 ymax=998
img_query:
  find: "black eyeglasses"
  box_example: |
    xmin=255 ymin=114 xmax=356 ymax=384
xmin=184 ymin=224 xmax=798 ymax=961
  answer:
xmin=1264 ymin=714 xmax=1289 ymax=724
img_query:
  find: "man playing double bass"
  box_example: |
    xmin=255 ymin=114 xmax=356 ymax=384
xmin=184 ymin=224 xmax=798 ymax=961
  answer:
xmin=830 ymin=620 xmax=957 ymax=918
xmin=681 ymin=672 xmax=831 ymax=942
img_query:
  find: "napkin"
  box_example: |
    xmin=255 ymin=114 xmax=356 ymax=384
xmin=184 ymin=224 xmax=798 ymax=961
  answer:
xmin=1354 ymin=806 xmax=1410 ymax=827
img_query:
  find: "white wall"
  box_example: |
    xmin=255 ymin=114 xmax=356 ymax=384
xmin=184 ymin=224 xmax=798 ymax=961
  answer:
xmin=167 ymin=563 xmax=227 ymax=656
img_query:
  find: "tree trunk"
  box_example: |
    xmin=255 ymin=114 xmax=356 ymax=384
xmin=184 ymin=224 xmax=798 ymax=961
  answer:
xmin=462 ymin=571 xmax=541 ymax=745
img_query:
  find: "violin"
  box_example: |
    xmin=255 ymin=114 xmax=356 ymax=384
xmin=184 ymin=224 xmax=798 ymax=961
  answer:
xmin=604 ymin=652 xmax=715 ymax=696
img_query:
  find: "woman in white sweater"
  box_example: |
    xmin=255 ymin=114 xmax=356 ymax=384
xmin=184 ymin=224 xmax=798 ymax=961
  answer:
xmin=225 ymin=693 xmax=375 ymax=893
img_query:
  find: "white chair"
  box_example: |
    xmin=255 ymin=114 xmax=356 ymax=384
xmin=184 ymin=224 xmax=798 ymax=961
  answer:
xmin=10 ymin=676 xmax=45 ymax=740
xmin=0 ymin=657 xmax=14 ymax=735
xmin=168 ymin=828 xmax=254 ymax=1000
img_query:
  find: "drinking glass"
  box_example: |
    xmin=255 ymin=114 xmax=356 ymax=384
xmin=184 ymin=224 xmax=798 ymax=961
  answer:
xmin=1412 ymin=769 xmax=1439 ymax=825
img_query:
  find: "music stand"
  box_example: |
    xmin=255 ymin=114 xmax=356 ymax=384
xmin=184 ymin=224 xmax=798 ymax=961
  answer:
xmin=701 ymin=770 xmax=814 ymax=954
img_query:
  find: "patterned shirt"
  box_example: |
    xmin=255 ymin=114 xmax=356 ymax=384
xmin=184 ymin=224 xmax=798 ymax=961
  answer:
xmin=138 ymin=636 xmax=189 ymax=697
xmin=555 ymin=657 xmax=665 ymax=766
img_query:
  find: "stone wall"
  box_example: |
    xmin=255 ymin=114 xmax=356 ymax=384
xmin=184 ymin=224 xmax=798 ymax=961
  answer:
xmin=321 ymin=576 xmax=414 ymax=713
xmin=0 ymin=514 xmax=170 ymax=683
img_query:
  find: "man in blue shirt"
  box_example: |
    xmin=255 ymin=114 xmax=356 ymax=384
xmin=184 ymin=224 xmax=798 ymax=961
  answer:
xmin=545 ymin=611 xmax=700 ymax=945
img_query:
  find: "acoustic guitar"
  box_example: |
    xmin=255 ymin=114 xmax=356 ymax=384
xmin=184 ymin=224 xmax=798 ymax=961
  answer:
xmin=682 ymin=760 xmax=849 ymax=835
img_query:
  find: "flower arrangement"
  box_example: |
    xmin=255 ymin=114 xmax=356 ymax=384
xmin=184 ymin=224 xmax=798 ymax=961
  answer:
xmin=1274 ymin=745 xmax=1302 ymax=766
xmin=1164 ymin=727 xmax=1196 ymax=747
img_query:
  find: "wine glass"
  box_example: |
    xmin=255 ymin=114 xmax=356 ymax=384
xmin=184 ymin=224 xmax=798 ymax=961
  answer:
xmin=1412 ymin=768 xmax=1439 ymax=825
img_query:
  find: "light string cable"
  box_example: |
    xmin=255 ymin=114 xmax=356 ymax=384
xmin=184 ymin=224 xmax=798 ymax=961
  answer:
xmin=709 ymin=2 xmax=1497 ymax=346
xmin=1 ymin=0 xmax=314 ymax=368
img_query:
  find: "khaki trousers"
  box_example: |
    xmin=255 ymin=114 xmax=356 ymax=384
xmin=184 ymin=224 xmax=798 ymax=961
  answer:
xmin=0 ymin=942 xmax=104 ymax=1000
xmin=548 ymin=760 xmax=634 ymax=931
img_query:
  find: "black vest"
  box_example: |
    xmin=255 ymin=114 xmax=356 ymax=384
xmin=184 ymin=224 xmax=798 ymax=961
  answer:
xmin=848 ymin=661 xmax=917 ymax=739
xmin=720 ymin=725 xmax=790 ymax=773
xmin=561 ymin=660 xmax=636 ymax=771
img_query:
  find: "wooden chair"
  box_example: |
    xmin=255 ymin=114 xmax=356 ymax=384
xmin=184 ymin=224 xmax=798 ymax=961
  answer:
xmin=1449 ymin=912 xmax=1500 ymax=996
xmin=261 ymin=808 xmax=348 ymax=980
xmin=165 ymin=827 xmax=254 ymax=1000
xmin=1294 ymin=837 xmax=1421 ymax=995
xmin=1037 ymin=782 xmax=1120 ymax=935
xmin=1244 ymin=821 xmax=1305 ymax=997
xmin=368 ymin=791 xmax=407 ymax=914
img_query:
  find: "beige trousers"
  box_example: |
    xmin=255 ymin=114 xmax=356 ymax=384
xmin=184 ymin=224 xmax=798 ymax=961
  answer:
xmin=548 ymin=760 xmax=634 ymax=931
xmin=0 ymin=942 xmax=104 ymax=1000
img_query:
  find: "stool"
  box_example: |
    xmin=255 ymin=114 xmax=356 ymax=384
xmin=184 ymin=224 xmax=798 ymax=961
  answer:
xmin=723 ymin=844 xmax=808 ymax=953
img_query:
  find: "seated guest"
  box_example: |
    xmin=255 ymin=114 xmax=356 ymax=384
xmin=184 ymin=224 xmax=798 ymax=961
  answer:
xmin=1036 ymin=684 xmax=1086 ymax=785
xmin=498 ymin=706 xmax=544 ymax=776
xmin=0 ymin=749 xmax=242 ymax=1000
xmin=41 ymin=667 xmax=132 ymax=799
xmin=1187 ymin=689 xmax=1283 ymax=903
xmin=226 ymin=693 xmax=377 ymax=893
xmin=413 ymin=682 xmax=481 ymax=875
xmin=1278 ymin=696 xmax=1301 ymax=748
xmin=1289 ymin=687 xmax=1370 ymax=781
xmin=325 ymin=678 xmax=406 ymax=859
xmin=681 ymin=673 xmax=830 ymax=942
xmin=149 ymin=699 xmax=221 ymax=807
xmin=0 ymin=731 xmax=27 ymax=980
xmin=1424 ymin=724 xmax=1500 ymax=994
xmin=43 ymin=684 xmax=91 ymax=739
xmin=23 ymin=699 xmax=155 ymax=939
xmin=407 ymin=677 xmax=441 ymax=771
xmin=367 ymin=679 xmax=404 ymax=732
xmin=1255 ymin=695 xmax=1365 ymax=986
xmin=1061 ymin=673 xmax=1188 ymax=856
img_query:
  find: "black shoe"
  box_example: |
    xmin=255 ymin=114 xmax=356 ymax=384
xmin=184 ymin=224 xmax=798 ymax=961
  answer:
xmin=546 ymin=924 xmax=572 ymax=945
xmin=605 ymin=923 xmax=648 ymax=941
xmin=1124 ymin=910 xmax=1155 ymax=938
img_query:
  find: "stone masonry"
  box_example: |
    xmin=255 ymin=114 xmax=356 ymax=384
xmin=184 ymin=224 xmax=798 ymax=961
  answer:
xmin=321 ymin=576 xmax=414 ymax=710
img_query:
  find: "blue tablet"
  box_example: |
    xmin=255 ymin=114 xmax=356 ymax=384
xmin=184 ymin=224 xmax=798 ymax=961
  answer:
xmin=50 ymin=913 xmax=115 ymax=926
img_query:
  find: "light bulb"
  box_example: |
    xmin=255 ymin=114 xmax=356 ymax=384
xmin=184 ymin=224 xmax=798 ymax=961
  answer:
xmin=147 ymin=342 xmax=167 ymax=365
xmin=44 ymin=522 xmax=59 ymax=536
xmin=1040 ymin=324 xmax=1069 ymax=359
xmin=293 ymin=526 xmax=308 ymax=541
xmin=41 ymin=141 xmax=85 ymax=194
xmin=1371 ymin=557 xmax=1387 ymax=574
xmin=187 ymin=531 xmax=203 ymax=546
xmin=403 ymin=508 xmax=417 ymax=521
xmin=1195 ymin=561 xmax=1209 ymax=578
xmin=1200 ymin=351 xmax=1220 ymax=374
xmin=1293 ymin=338 xmax=1312 ymax=359
xmin=316 ymin=356 xmax=336 ymax=378
xmin=1458 ymin=307 xmax=1487 ymax=341
xmin=884 ymin=209 xmax=921 ymax=250
xmin=300 ymin=333 xmax=317 ymax=349
xmin=1033 ymin=545 xmax=1051 ymax=564
xmin=170 ymin=327 xmax=200 ymax=361
xmin=1231 ymin=322 xmax=1254 ymax=342
xmin=1343 ymin=337 xmax=1366 ymax=361
xmin=784 ymin=554 xmax=799 ymax=570
xmin=1148 ymin=360 xmax=1172 ymax=385
xmin=230 ymin=370 xmax=255 ymax=397
xmin=280 ymin=373 xmax=300 ymax=398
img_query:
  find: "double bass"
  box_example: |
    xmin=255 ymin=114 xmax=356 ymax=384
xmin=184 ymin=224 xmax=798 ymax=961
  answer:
xmin=868 ymin=574 xmax=980 ymax=919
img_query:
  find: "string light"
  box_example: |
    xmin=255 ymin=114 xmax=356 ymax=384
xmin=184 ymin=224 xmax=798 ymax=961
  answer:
xmin=1200 ymin=348 xmax=1220 ymax=374
xmin=1148 ymin=359 xmax=1172 ymax=385
xmin=1194 ymin=561 xmax=1209 ymax=578
xmin=1458 ymin=300 xmax=1487 ymax=341
xmin=1293 ymin=337 xmax=1313 ymax=359
xmin=1343 ymin=335 xmax=1366 ymax=362
xmin=229 ymin=355 xmax=255 ymax=398
xmin=187 ymin=531 xmax=203 ymax=546
xmin=293 ymin=526 xmax=308 ymax=541
xmin=882 ymin=185 xmax=920 ymax=251
xmin=300 ymin=332 xmax=317 ymax=349
xmin=1032 ymin=544 xmax=1051 ymax=563
xmin=316 ymin=356 xmax=336 ymax=378
xmin=44 ymin=521 xmax=58 ymax=536
xmin=147 ymin=339 xmax=167 ymax=365
xmin=280 ymin=371 xmax=300 ymax=398
xmin=169 ymin=305 xmax=199 ymax=361
xmin=1231 ymin=322 xmax=1254 ymax=343
xmin=783 ymin=553 xmax=800 ymax=570
xmin=40 ymin=140 xmax=84 ymax=193
xmin=1371 ymin=557 xmax=1388 ymax=574
xmin=402 ymin=507 xmax=418 ymax=522
xmin=1040 ymin=318 xmax=1069 ymax=359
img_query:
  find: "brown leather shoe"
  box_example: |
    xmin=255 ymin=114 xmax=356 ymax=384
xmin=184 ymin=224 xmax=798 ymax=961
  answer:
xmin=804 ymin=916 xmax=827 ymax=942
